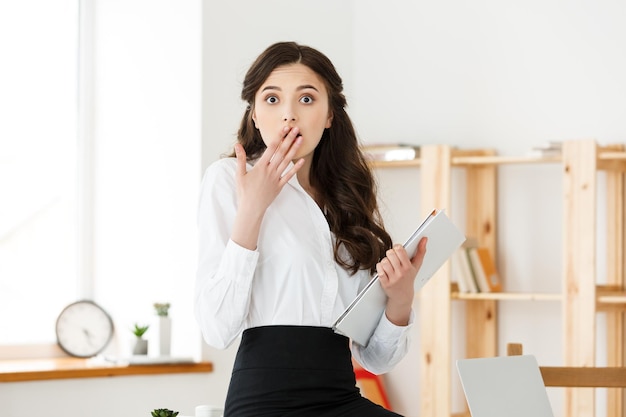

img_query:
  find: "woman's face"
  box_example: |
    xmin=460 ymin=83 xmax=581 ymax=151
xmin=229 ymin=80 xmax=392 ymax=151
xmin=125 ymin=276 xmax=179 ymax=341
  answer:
xmin=252 ymin=63 xmax=333 ymax=162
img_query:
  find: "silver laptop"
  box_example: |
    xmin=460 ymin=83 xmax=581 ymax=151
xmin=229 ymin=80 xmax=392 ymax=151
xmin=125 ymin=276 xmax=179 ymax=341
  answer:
xmin=456 ymin=355 xmax=554 ymax=417
xmin=333 ymin=209 xmax=465 ymax=346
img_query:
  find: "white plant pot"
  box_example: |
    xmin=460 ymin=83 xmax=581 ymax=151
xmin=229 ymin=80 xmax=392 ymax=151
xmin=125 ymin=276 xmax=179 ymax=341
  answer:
xmin=195 ymin=405 xmax=224 ymax=417
xmin=133 ymin=338 xmax=148 ymax=355
xmin=157 ymin=316 xmax=171 ymax=356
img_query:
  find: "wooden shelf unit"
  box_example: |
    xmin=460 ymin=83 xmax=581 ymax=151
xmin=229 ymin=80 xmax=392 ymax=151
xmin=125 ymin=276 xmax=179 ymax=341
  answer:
xmin=371 ymin=139 xmax=626 ymax=417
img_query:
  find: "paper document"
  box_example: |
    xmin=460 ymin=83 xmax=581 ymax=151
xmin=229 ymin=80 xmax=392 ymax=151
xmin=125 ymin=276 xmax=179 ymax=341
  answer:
xmin=332 ymin=209 xmax=466 ymax=347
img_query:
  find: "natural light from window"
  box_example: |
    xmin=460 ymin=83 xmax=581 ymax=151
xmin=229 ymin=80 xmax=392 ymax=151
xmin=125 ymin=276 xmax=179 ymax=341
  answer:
xmin=1 ymin=1 xmax=202 ymax=359
xmin=0 ymin=1 xmax=79 ymax=345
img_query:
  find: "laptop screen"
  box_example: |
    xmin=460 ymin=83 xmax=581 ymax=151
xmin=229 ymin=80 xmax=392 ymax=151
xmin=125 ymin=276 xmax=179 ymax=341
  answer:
xmin=456 ymin=355 xmax=554 ymax=417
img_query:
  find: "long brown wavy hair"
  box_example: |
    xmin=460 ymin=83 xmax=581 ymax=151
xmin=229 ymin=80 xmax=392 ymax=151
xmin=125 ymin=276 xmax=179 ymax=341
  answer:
xmin=234 ymin=41 xmax=392 ymax=274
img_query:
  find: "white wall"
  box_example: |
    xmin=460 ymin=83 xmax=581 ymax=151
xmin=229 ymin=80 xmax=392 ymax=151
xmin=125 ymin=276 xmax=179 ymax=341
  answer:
xmin=201 ymin=1 xmax=626 ymax=417
xmin=92 ymin=0 xmax=203 ymax=361
xmin=1 ymin=374 xmax=213 ymax=417
xmin=351 ymin=0 xmax=626 ymax=153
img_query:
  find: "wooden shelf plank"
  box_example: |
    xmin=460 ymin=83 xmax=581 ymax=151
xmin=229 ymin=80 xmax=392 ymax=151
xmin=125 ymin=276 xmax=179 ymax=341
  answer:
xmin=451 ymin=292 xmax=562 ymax=301
xmin=597 ymin=294 xmax=626 ymax=303
xmin=596 ymin=294 xmax=626 ymax=312
xmin=0 ymin=357 xmax=213 ymax=382
xmin=451 ymin=288 xmax=626 ymax=304
xmin=596 ymin=285 xmax=626 ymax=311
xmin=368 ymin=159 xmax=420 ymax=168
xmin=368 ymin=148 xmax=626 ymax=170
xmin=369 ymin=154 xmax=562 ymax=168
xmin=541 ymin=366 xmax=626 ymax=388
xmin=453 ymin=155 xmax=561 ymax=166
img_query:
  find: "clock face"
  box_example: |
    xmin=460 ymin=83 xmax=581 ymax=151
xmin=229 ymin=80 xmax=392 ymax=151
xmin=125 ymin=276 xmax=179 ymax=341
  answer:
xmin=55 ymin=300 xmax=114 ymax=358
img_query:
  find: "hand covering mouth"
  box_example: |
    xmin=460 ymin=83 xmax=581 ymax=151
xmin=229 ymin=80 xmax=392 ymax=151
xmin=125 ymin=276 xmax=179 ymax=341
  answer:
xmin=283 ymin=132 xmax=303 ymax=139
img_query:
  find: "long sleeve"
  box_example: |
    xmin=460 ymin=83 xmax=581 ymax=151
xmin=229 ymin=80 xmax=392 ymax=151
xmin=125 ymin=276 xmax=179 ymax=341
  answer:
xmin=194 ymin=159 xmax=259 ymax=349
xmin=350 ymin=310 xmax=415 ymax=375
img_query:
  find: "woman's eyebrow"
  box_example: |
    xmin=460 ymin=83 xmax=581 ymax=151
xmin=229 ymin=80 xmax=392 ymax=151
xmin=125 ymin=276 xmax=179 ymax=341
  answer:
xmin=297 ymin=84 xmax=319 ymax=92
xmin=260 ymin=84 xmax=320 ymax=92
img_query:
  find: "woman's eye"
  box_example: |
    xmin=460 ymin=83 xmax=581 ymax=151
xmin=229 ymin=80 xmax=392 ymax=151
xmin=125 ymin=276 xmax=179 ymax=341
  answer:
xmin=300 ymin=96 xmax=314 ymax=104
xmin=265 ymin=96 xmax=278 ymax=104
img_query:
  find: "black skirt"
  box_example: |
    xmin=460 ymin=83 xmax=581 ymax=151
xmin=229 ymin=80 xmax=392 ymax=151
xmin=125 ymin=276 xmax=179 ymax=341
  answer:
xmin=223 ymin=325 xmax=403 ymax=417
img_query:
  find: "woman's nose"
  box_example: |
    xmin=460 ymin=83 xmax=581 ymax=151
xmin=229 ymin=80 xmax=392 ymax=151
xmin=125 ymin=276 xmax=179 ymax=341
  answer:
xmin=283 ymin=105 xmax=297 ymax=122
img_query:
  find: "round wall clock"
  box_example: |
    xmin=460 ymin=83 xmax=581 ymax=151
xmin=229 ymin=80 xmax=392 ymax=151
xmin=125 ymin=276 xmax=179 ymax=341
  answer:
xmin=55 ymin=300 xmax=115 ymax=358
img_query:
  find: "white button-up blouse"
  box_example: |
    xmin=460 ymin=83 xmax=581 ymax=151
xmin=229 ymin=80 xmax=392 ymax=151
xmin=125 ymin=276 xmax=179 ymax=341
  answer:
xmin=194 ymin=157 xmax=413 ymax=374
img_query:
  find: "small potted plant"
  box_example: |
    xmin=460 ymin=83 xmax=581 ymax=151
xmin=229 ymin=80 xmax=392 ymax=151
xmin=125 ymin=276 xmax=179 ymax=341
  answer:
xmin=151 ymin=409 xmax=179 ymax=417
xmin=132 ymin=323 xmax=150 ymax=355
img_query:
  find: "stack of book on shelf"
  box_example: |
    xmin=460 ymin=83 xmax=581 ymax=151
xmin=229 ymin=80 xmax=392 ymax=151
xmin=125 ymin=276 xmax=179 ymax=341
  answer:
xmin=452 ymin=239 xmax=502 ymax=293
xmin=527 ymin=141 xmax=562 ymax=158
xmin=361 ymin=143 xmax=420 ymax=162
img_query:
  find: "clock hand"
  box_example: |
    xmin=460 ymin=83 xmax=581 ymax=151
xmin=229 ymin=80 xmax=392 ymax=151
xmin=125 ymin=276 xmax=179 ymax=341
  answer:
xmin=83 ymin=328 xmax=95 ymax=346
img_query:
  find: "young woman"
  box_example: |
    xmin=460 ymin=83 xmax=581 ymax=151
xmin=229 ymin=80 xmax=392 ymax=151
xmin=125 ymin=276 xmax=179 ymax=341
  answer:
xmin=195 ymin=41 xmax=427 ymax=417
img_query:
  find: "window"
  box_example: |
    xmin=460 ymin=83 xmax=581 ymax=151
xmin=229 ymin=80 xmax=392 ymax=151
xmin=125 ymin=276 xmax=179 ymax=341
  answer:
xmin=1 ymin=1 xmax=202 ymax=359
xmin=0 ymin=1 xmax=80 ymax=346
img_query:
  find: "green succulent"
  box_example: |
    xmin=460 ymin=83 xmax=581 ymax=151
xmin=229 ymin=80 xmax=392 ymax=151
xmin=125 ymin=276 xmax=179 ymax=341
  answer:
xmin=154 ymin=302 xmax=171 ymax=317
xmin=151 ymin=409 xmax=179 ymax=417
xmin=132 ymin=323 xmax=149 ymax=338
